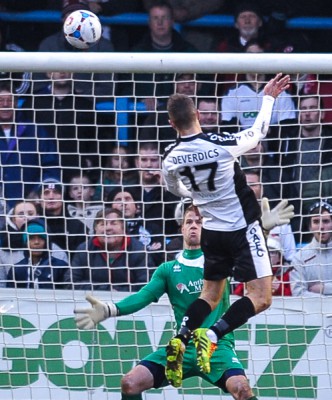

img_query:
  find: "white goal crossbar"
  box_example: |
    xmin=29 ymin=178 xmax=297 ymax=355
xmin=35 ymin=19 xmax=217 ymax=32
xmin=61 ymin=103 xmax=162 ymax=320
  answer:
xmin=1 ymin=52 xmax=332 ymax=74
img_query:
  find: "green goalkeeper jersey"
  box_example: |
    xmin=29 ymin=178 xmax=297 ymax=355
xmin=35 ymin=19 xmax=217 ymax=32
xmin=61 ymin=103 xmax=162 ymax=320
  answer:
xmin=116 ymin=248 xmax=234 ymax=344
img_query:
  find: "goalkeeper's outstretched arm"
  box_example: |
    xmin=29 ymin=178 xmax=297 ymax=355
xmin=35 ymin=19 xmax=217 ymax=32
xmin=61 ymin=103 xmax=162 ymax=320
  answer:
xmin=74 ymin=286 xmax=159 ymax=330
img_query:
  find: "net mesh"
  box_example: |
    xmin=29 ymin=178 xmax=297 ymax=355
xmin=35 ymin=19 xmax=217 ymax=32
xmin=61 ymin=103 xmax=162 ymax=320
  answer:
xmin=0 ymin=62 xmax=332 ymax=399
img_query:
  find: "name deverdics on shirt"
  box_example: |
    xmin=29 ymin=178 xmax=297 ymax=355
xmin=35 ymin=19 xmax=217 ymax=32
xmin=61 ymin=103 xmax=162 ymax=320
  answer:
xmin=172 ymin=149 xmax=219 ymax=164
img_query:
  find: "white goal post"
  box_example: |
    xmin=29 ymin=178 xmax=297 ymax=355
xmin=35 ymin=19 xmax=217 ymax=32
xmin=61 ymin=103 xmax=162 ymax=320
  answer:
xmin=1 ymin=52 xmax=332 ymax=400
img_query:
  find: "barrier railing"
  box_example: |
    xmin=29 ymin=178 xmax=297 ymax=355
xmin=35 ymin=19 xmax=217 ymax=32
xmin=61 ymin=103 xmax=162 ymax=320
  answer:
xmin=1 ymin=11 xmax=332 ymax=30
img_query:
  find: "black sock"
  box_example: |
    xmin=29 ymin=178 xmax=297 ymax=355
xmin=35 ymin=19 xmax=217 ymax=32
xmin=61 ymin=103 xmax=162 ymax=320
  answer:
xmin=210 ymin=296 xmax=256 ymax=339
xmin=177 ymin=298 xmax=211 ymax=345
xmin=246 ymin=397 xmax=258 ymax=400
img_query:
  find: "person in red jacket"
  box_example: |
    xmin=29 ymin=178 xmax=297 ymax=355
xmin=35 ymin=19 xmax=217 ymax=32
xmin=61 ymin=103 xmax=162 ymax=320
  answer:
xmin=233 ymin=236 xmax=292 ymax=296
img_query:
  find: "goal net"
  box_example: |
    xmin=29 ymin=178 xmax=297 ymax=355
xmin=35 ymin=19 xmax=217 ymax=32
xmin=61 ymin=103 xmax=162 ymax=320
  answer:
xmin=0 ymin=52 xmax=332 ymax=400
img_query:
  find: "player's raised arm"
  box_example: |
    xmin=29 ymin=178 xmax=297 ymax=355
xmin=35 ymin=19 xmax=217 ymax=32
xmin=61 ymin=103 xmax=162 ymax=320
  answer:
xmin=263 ymin=73 xmax=290 ymax=98
xmin=74 ymin=276 xmax=163 ymax=329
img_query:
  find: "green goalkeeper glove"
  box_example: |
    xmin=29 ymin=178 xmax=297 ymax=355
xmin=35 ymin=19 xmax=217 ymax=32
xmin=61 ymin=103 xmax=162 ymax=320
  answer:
xmin=261 ymin=197 xmax=294 ymax=231
xmin=74 ymin=294 xmax=118 ymax=330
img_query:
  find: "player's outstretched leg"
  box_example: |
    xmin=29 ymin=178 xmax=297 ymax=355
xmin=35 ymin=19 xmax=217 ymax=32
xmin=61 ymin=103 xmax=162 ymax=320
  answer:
xmin=193 ymin=328 xmax=217 ymax=374
xmin=165 ymin=337 xmax=185 ymax=387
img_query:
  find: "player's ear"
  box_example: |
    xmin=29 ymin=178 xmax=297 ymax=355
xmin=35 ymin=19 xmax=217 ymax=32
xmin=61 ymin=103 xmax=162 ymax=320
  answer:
xmin=168 ymin=119 xmax=176 ymax=129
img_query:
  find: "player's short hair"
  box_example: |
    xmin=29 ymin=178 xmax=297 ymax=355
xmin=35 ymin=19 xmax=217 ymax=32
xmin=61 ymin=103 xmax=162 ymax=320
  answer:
xmin=167 ymin=93 xmax=197 ymax=130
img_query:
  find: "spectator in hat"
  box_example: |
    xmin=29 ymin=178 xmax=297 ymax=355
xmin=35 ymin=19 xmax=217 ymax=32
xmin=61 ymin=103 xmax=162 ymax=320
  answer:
xmin=0 ymin=200 xmax=68 ymax=288
xmin=38 ymin=178 xmax=87 ymax=258
xmin=34 ymin=0 xmax=114 ymax=100
xmin=215 ymin=1 xmax=267 ymax=53
xmin=215 ymin=2 xmax=271 ymax=96
xmin=233 ymin=235 xmax=292 ymax=296
xmin=6 ymin=218 xmax=69 ymax=289
xmin=290 ymin=200 xmax=332 ymax=297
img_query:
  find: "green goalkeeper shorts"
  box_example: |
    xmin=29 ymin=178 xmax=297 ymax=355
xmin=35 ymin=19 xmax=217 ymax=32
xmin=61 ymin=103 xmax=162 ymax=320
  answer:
xmin=141 ymin=339 xmax=244 ymax=386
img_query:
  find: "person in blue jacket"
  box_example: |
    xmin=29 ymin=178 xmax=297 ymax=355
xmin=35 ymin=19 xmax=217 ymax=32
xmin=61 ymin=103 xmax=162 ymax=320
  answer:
xmin=6 ymin=218 xmax=68 ymax=289
xmin=0 ymin=80 xmax=60 ymax=208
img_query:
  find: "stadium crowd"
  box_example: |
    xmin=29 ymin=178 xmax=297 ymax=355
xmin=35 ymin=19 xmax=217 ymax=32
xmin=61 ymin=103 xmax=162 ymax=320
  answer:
xmin=1 ymin=0 xmax=332 ymax=298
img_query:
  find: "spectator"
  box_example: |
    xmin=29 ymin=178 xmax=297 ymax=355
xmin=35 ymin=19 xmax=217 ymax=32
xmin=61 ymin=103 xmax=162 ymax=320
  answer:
xmin=300 ymin=74 xmax=332 ymax=124
xmin=197 ymin=97 xmax=220 ymax=133
xmin=128 ymin=1 xmax=199 ymax=111
xmin=0 ymin=186 xmax=7 ymax=232
xmin=263 ymin=1 xmax=312 ymax=54
xmin=0 ymin=22 xmax=31 ymax=95
xmin=0 ymin=81 xmax=60 ymax=208
xmin=143 ymin=0 xmax=224 ymax=23
xmin=267 ymin=236 xmax=293 ymax=296
xmin=221 ymin=71 xmax=296 ymax=133
xmin=143 ymin=0 xmax=225 ymax=51
xmin=132 ymin=1 xmax=198 ymax=52
xmin=290 ymin=200 xmax=332 ymax=297
xmin=241 ymin=143 xmax=281 ymax=205
xmin=215 ymin=2 xmax=266 ymax=53
xmin=135 ymin=142 xmax=180 ymax=237
xmin=244 ymin=169 xmax=296 ymax=263
xmin=246 ymin=168 xmax=296 ymax=262
xmin=0 ymin=201 xmax=67 ymax=287
xmin=281 ymin=95 xmax=332 ymax=237
xmin=0 ymin=200 xmax=39 ymax=287
xmin=216 ymin=15 xmax=269 ymax=97
xmin=0 ymin=1 xmax=60 ymax=51
xmin=7 ymin=218 xmax=68 ymax=289
xmin=221 ymin=55 xmax=297 ymax=152
xmin=0 ymin=200 xmax=40 ymax=250
xmin=65 ymin=207 xmax=153 ymax=291
xmin=165 ymin=197 xmax=192 ymax=261
xmin=23 ymin=71 xmax=97 ymax=182
xmin=38 ymin=178 xmax=87 ymax=258
xmin=233 ymin=235 xmax=292 ymax=296
xmin=94 ymin=144 xmax=138 ymax=202
xmin=66 ymin=173 xmax=103 ymax=234
xmin=34 ymin=0 xmax=114 ymax=100
xmin=107 ymin=186 xmax=164 ymax=265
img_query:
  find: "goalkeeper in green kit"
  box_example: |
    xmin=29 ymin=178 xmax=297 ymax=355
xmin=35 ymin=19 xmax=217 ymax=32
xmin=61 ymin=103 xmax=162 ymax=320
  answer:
xmin=75 ymin=201 xmax=293 ymax=400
